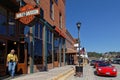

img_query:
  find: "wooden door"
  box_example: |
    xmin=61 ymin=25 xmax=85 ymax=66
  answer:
xmin=17 ymin=43 xmax=27 ymax=74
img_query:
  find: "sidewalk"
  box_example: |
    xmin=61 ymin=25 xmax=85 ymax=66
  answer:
xmin=66 ymin=64 xmax=95 ymax=80
xmin=81 ymin=64 xmax=94 ymax=80
xmin=3 ymin=65 xmax=74 ymax=80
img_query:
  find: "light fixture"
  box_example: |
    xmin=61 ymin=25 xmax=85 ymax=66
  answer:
xmin=14 ymin=42 xmax=17 ymax=45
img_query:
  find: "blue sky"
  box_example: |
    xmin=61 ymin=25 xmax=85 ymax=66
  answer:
xmin=66 ymin=0 xmax=120 ymax=53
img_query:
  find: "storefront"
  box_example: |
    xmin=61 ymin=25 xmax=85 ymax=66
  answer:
xmin=0 ymin=0 xmax=66 ymax=76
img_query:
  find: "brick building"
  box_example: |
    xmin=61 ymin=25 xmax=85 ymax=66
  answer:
xmin=0 ymin=0 xmax=66 ymax=76
xmin=65 ymin=30 xmax=78 ymax=65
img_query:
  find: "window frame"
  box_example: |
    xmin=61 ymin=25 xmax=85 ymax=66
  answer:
xmin=50 ymin=0 xmax=54 ymax=20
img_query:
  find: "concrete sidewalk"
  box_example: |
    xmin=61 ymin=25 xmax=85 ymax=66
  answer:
xmin=3 ymin=65 xmax=75 ymax=80
xmin=66 ymin=64 xmax=95 ymax=80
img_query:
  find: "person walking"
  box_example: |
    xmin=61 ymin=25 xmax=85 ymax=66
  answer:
xmin=7 ymin=49 xmax=18 ymax=78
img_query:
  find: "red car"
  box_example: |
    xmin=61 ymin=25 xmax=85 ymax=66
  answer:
xmin=94 ymin=61 xmax=104 ymax=68
xmin=96 ymin=63 xmax=117 ymax=77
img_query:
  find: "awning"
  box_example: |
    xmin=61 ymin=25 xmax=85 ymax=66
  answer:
xmin=66 ymin=48 xmax=77 ymax=54
xmin=55 ymin=27 xmax=66 ymax=38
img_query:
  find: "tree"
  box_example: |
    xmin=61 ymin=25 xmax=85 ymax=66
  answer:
xmin=88 ymin=52 xmax=102 ymax=58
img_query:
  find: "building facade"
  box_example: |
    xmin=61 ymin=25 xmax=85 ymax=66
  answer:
xmin=65 ymin=30 xmax=78 ymax=65
xmin=0 ymin=0 xmax=66 ymax=76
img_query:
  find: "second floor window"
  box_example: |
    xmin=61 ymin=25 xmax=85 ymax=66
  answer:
xmin=8 ymin=12 xmax=16 ymax=37
xmin=59 ymin=13 xmax=62 ymax=29
xmin=50 ymin=0 xmax=54 ymax=20
xmin=55 ymin=0 xmax=58 ymax=4
xmin=0 ymin=6 xmax=7 ymax=35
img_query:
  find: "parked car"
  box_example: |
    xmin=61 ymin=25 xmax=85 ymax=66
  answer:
xmin=112 ymin=59 xmax=120 ymax=64
xmin=90 ymin=60 xmax=96 ymax=66
xmin=96 ymin=63 xmax=117 ymax=77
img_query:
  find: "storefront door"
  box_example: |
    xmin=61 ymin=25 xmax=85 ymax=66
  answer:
xmin=17 ymin=43 xmax=28 ymax=74
xmin=7 ymin=40 xmax=28 ymax=75
xmin=0 ymin=40 xmax=6 ymax=76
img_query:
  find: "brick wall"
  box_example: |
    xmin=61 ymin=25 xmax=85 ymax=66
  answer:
xmin=40 ymin=0 xmax=66 ymax=31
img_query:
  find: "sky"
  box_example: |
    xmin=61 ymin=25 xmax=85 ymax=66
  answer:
xmin=66 ymin=0 xmax=120 ymax=53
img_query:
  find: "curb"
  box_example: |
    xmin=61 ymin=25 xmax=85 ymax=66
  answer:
xmin=59 ymin=68 xmax=75 ymax=80
xmin=47 ymin=67 xmax=75 ymax=80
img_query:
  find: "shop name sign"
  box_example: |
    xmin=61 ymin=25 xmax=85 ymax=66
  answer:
xmin=15 ymin=4 xmax=40 ymax=24
xmin=16 ymin=9 xmax=39 ymax=19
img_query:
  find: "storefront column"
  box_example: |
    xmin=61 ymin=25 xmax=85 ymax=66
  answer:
xmin=43 ymin=25 xmax=47 ymax=71
xmin=63 ymin=39 xmax=66 ymax=65
xmin=52 ymin=32 xmax=54 ymax=68
xmin=29 ymin=26 xmax=35 ymax=73
xmin=59 ymin=38 xmax=62 ymax=67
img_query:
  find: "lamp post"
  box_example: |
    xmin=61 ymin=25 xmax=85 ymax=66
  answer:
xmin=75 ymin=22 xmax=83 ymax=77
xmin=76 ymin=22 xmax=81 ymax=67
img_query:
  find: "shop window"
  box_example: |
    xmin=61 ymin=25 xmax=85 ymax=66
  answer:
xmin=35 ymin=23 xmax=43 ymax=39
xmin=34 ymin=39 xmax=43 ymax=64
xmin=50 ymin=31 xmax=52 ymax=43
xmin=46 ymin=28 xmax=52 ymax=43
xmin=47 ymin=43 xmax=52 ymax=63
xmin=35 ymin=23 xmax=39 ymax=38
xmin=40 ymin=23 xmax=43 ymax=39
xmin=54 ymin=38 xmax=59 ymax=47
xmin=54 ymin=47 xmax=58 ymax=61
xmin=0 ymin=6 xmax=7 ymax=35
xmin=47 ymin=28 xmax=49 ymax=42
xmin=47 ymin=29 xmax=52 ymax=63
xmin=54 ymin=38 xmax=59 ymax=61
xmin=59 ymin=38 xmax=63 ymax=62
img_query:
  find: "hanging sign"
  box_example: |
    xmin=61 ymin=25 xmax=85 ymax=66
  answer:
xmin=15 ymin=4 xmax=40 ymax=24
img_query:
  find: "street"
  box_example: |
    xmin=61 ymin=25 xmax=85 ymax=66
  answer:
xmin=66 ymin=64 xmax=120 ymax=80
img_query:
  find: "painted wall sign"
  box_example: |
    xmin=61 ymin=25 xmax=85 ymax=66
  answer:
xmin=15 ymin=4 xmax=40 ymax=24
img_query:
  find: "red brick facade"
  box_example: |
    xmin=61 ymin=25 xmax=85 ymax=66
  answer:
xmin=40 ymin=0 xmax=66 ymax=32
xmin=66 ymin=30 xmax=78 ymax=65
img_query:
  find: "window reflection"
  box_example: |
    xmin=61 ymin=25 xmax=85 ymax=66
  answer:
xmin=0 ymin=6 xmax=7 ymax=35
xmin=54 ymin=38 xmax=59 ymax=61
xmin=35 ymin=23 xmax=43 ymax=39
xmin=34 ymin=23 xmax=43 ymax=64
xmin=34 ymin=39 xmax=43 ymax=64
xmin=8 ymin=11 xmax=16 ymax=37
xmin=47 ymin=28 xmax=52 ymax=63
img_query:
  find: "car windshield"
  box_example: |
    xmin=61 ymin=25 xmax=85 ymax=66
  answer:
xmin=91 ymin=60 xmax=96 ymax=62
xmin=98 ymin=63 xmax=112 ymax=67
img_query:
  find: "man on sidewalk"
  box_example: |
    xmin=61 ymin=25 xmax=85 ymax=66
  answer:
xmin=7 ymin=49 xmax=18 ymax=78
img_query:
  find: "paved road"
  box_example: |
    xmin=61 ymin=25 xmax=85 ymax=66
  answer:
xmin=66 ymin=64 xmax=120 ymax=80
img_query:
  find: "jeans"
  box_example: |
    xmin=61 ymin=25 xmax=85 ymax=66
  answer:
xmin=8 ymin=62 xmax=16 ymax=77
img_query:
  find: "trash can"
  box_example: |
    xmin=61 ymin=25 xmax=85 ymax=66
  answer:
xmin=76 ymin=66 xmax=83 ymax=72
xmin=75 ymin=66 xmax=83 ymax=77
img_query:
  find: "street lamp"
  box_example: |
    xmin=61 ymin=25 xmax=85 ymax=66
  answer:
xmin=76 ymin=22 xmax=81 ymax=67
xmin=75 ymin=22 xmax=83 ymax=77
